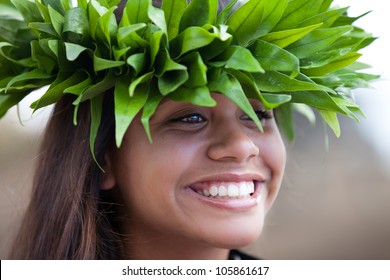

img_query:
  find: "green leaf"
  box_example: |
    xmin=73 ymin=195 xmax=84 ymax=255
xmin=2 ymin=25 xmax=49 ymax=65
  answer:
xmin=300 ymin=7 xmax=348 ymax=28
xmin=209 ymin=72 xmax=263 ymax=131
xmin=333 ymin=11 xmax=371 ymax=27
xmin=260 ymin=23 xmax=322 ymax=48
xmin=113 ymin=46 xmax=131 ymax=61
xmin=346 ymin=61 xmax=371 ymax=71
xmin=216 ymin=0 xmax=238 ymax=25
xmin=95 ymin=6 xmax=117 ymax=48
xmin=319 ymin=0 xmax=332 ymax=13
xmin=155 ymin=50 xmax=188 ymax=95
xmin=77 ymin=0 xmax=89 ymax=15
xmin=197 ymin=25 xmax=233 ymax=60
xmin=28 ymin=22 xmax=58 ymax=37
xmin=6 ymin=69 xmax=52 ymax=92
xmin=90 ymin=93 xmax=104 ymax=170
xmin=301 ymin=47 xmax=355 ymax=68
xmin=117 ymin=24 xmax=148 ymax=48
xmin=326 ymin=30 xmax=375 ymax=52
xmin=286 ymin=26 xmax=353 ymax=59
xmin=75 ymin=71 xmax=116 ymax=103
xmin=250 ymin=40 xmax=299 ymax=73
xmin=162 ymin=0 xmax=187 ymax=38
xmin=0 ymin=42 xmax=34 ymax=67
xmin=43 ymin=0 xmax=66 ymax=15
xmin=88 ymin=0 xmax=109 ymax=40
xmin=48 ymin=5 xmax=65 ymax=37
xmin=254 ymin=0 xmax=288 ymax=38
xmin=253 ymin=71 xmax=336 ymax=94
xmin=31 ymin=39 xmax=58 ymax=71
xmin=314 ymin=70 xmax=373 ymax=90
xmin=35 ymin=0 xmax=51 ymax=22
xmin=227 ymin=0 xmax=265 ymax=46
xmin=273 ymin=0 xmax=323 ymax=31
xmin=63 ymin=72 xmax=92 ymax=95
xmin=288 ymin=90 xmax=344 ymax=114
xmin=31 ymin=72 xmax=86 ymax=109
xmin=33 ymin=39 xmax=59 ymax=73
xmin=0 ymin=91 xmax=28 ymax=118
xmin=261 ymin=93 xmax=291 ymax=107
xmin=129 ymin=72 xmax=153 ymax=97
xmin=64 ymin=42 xmax=88 ymax=61
xmin=93 ymin=51 xmax=125 ymax=72
xmin=114 ymin=76 xmax=149 ymax=147
xmin=168 ymin=86 xmax=216 ymax=107
xmin=1 ymin=77 xmax=47 ymax=93
xmin=36 ymin=40 xmax=66 ymax=72
xmin=302 ymin=52 xmax=362 ymax=77
xmin=150 ymin=30 xmax=165 ymax=65
xmin=105 ymin=0 xmax=121 ymax=7
xmin=293 ymin=103 xmax=316 ymax=125
xmin=127 ymin=52 xmax=146 ymax=76
xmin=221 ymin=69 xmax=265 ymax=107
xmin=63 ymin=7 xmax=90 ymax=44
xmin=274 ymin=103 xmax=294 ymax=142
xmin=333 ymin=97 xmax=365 ymax=120
xmin=141 ymin=85 xmax=163 ymax=143
xmin=171 ymin=26 xmax=217 ymax=57
xmin=124 ymin=0 xmax=149 ymax=24
xmin=179 ymin=0 xmax=218 ymax=32
xmin=221 ymin=46 xmax=264 ymax=73
xmin=319 ymin=109 xmax=340 ymax=137
xmin=148 ymin=2 xmax=167 ymax=34
xmin=223 ymin=68 xmax=289 ymax=109
xmin=10 ymin=0 xmax=43 ymax=24
xmin=180 ymin=52 xmax=207 ymax=88
xmin=0 ymin=16 xmax=32 ymax=46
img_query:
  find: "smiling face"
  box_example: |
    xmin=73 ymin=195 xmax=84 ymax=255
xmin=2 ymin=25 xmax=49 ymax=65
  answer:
xmin=103 ymin=92 xmax=286 ymax=259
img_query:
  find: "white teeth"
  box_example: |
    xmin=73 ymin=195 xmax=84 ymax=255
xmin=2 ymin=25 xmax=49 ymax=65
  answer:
xmin=239 ymin=184 xmax=247 ymax=196
xmin=209 ymin=186 xmax=218 ymax=197
xmin=228 ymin=184 xmax=239 ymax=197
xmin=219 ymin=186 xmax=228 ymax=197
xmin=195 ymin=181 xmax=256 ymax=198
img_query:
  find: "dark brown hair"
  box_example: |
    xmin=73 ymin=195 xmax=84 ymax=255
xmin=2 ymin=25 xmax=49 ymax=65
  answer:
xmin=10 ymin=94 xmax=119 ymax=259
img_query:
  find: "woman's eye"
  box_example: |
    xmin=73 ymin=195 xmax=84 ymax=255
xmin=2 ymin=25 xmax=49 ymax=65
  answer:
xmin=241 ymin=110 xmax=273 ymax=122
xmin=255 ymin=110 xmax=273 ymax=120
xmin=172 ymin=113 xmax=206 ymax=124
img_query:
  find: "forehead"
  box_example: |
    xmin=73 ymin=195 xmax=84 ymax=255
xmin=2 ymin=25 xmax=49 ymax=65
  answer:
xmin=158 ymin=92 xmax=264 ymax=109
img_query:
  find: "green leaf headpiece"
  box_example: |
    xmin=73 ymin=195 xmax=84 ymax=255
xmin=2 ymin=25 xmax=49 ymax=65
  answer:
xmin=0 ymin=0 xmax=378 ymax=154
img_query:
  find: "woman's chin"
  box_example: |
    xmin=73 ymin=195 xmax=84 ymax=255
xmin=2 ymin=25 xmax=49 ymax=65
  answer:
xmin=200 ymin=222 xmax=264 ymax=249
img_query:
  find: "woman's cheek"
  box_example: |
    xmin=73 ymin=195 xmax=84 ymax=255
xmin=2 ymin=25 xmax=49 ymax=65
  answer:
xmin=259 ymin=132 xmax=286 ymax=211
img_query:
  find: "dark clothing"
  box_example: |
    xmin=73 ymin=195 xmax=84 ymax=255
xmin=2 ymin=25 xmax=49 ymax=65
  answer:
xmin=228 ymin=250 xmax=259 ymax=260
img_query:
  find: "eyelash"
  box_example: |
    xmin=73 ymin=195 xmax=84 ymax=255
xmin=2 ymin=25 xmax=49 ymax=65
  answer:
xmin=253 ymin=110 xmax=273 ymax=121
xmin=171 ymin=113 xmax=206 ymax=124
xmin=172 ymin=110 xmax=272 ymax=124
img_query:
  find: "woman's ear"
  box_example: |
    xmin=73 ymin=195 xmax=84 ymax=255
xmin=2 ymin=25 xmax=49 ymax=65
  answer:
xmin=100 ymin=151 xmax=116 ymax=190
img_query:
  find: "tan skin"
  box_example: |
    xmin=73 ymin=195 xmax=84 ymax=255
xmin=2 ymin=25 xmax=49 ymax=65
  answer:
xmin=102 ymin=92 xmax=286 ymax=259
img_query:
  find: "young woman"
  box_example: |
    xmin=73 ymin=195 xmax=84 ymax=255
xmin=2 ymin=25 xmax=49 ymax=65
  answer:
xmin=102 ymin=92 xmax=286 ymax=259
xmin=1 ymin=0 xmax=375 ymax=259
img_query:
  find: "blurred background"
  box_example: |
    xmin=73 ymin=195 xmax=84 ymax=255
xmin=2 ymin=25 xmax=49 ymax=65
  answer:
xmin=1 ymin=0 xmax=389 ymax=259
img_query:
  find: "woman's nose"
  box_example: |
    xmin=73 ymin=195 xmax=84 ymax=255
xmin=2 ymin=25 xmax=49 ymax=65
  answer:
xmin=206 ymin=123 xmax=260 ymax=163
